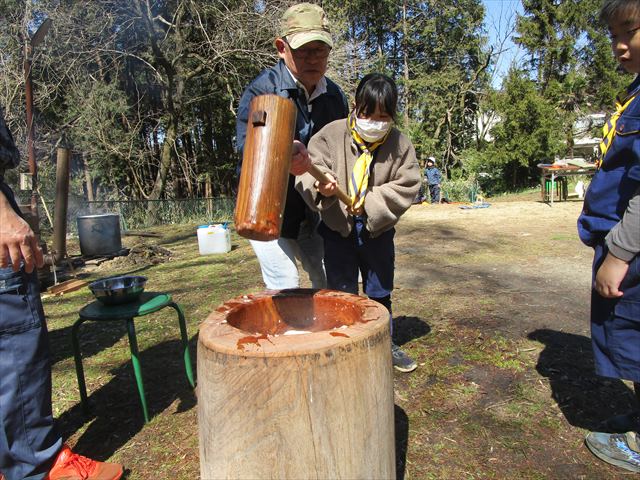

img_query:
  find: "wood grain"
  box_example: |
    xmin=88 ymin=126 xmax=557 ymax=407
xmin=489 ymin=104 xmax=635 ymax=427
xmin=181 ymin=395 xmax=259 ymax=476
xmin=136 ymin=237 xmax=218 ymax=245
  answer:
xmin=197 ymin=289 xmax=396 ymax=479
xmin=234 ymin=95 xmax=296 ymax=241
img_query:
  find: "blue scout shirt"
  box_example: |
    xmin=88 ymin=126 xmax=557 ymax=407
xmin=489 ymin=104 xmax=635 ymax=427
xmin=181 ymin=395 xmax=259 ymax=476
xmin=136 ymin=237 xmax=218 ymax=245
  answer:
xmin=578 ymin=76 xmax=640 ymax=247
xmin=236 ymin=60 xmax=348 ymax=239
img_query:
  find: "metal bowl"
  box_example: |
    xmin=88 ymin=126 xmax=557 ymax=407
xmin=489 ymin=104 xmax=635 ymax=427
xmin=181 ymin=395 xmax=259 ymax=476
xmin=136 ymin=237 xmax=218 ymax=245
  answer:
xmin=89 ymin=275 xmax=147 ymax=305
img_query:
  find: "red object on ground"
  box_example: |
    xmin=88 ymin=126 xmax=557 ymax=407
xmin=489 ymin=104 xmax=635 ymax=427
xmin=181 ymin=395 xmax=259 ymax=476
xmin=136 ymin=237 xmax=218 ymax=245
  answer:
xmin=44 ymin=445 xmax=123 ymax=480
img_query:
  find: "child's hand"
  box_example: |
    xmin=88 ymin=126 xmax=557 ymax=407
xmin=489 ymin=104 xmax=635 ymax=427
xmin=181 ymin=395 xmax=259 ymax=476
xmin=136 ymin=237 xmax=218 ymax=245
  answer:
xmin=595 ymin=252 xmax=629 ymax=298
xmin=314 ymin=173 xmax=338 ymax=197
xmin=290 ymin=140 xmax=310 ymax=176
xmin=347 ymin=198 xmax=365 ymax=216
xmin=348 ymin=204 xmax=365 ymax=216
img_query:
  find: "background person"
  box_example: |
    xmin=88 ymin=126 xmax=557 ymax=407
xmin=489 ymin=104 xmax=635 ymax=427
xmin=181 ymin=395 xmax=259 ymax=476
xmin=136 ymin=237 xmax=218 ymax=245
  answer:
xmin=424 ymin=156 xmax=442 ymax=204
xmin=577 ymin=0 xmax=640 ymax=473
xmin=235 ymin=2 xmax=349 ymax=291
xmin=0 ymin=110 xmax=122 ymax=480
xmin=295 ymin=73 xmax=421 ymax=372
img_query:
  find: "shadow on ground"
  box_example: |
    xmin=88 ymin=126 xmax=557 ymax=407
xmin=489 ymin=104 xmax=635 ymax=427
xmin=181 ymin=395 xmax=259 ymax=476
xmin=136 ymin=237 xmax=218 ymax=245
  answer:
xmin=49 ymin=323 xmax=126 ymax=366
xmin=56 ymin=337 xmax=197 ymax=461
xmin=395 ymin=404 xmax=409 ymax=480
xmin=393 ymin=315 xmax=431 ymax=346
xmin=529 ymin=328 xmax=637 ymax=431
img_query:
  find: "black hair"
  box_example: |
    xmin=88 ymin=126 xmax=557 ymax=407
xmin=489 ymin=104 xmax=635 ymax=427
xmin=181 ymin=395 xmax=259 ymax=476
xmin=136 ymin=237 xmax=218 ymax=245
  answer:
xmin=354 ymin=73 xmax=398 ymax=121
xmin=600 ymin=0 xmax=640 ymax=25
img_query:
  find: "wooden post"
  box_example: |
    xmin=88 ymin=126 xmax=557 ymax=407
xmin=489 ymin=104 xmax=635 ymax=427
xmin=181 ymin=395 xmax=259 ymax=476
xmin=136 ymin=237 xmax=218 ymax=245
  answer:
xmin=197 ymin=289 xmax=396 ymax=479
xmin=234 ymin=95 xmax=296 ymax=241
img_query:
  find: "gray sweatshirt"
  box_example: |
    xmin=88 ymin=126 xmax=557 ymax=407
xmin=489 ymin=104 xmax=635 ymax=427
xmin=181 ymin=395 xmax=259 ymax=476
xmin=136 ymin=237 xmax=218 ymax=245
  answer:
xmin=606 ymin=186 xmax=640 ymax=261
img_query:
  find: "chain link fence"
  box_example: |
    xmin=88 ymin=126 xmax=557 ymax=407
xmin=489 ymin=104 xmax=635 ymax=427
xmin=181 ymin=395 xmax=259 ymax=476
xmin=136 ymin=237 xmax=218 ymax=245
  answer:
xmin=51 ymin=196 xmax=236 ymax=234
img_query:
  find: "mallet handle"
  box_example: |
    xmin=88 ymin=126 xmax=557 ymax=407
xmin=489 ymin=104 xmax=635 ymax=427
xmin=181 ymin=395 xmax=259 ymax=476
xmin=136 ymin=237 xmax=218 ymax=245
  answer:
xmin=307 ymin=164 xmax=352 ymax=206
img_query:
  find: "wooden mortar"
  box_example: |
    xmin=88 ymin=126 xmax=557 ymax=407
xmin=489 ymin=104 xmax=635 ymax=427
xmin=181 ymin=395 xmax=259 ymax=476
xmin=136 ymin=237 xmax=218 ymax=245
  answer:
xmin=197 ymin=289 xmax=395 ymax=479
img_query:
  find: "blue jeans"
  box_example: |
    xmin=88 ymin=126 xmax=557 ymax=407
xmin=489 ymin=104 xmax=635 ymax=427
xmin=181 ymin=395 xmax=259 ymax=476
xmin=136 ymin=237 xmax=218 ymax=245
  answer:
xmin=249 ymin=219 xmax=326 ymax=290
xmin=0 ymin=182 xmax=61 ymax=480
xmin=319 ymin=218 xmax=394 ymax=306
xmin=429 ymin=184 xmax=440 ymax=203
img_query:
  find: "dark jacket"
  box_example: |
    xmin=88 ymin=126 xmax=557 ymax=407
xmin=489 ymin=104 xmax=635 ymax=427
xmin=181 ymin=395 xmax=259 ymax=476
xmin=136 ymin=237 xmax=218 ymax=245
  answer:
xmin=236 ymin=60 xmax=348 ymax=238
xmin=578 ymin=76 xmax=640 ymax=252
xmin=0 ymin=110 xmax=20 ymax=179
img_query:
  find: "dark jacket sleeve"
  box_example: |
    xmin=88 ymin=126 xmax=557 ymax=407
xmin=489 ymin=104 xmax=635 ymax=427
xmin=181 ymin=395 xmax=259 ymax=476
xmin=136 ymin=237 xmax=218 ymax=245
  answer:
xmin=0 ymin=111 xmax=20 ymax=175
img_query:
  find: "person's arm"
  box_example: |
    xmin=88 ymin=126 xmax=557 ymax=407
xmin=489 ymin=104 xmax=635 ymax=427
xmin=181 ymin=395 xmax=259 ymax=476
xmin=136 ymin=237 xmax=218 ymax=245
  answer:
xmin=294 ymin=126 xmax=340 ymax=211
xmin=596 ymin=186 xmax=640 ymax=298
xmin=0 ymin=188 xmax=43 ymax=273
xmin=0 ymin=110 xmax=42 ymax=272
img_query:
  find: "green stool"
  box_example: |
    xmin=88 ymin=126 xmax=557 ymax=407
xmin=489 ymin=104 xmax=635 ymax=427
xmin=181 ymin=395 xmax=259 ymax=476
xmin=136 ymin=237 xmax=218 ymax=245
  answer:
xmin=72 ymin=292 xmax=195 ymax=423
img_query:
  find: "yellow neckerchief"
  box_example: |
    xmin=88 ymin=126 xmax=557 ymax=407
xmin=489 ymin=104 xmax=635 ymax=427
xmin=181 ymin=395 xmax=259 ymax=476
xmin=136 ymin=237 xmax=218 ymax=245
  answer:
xmin=598 ymin=93 xmax=637 ymax=168
xmin=348 ymin=113 xmax=391 ymax=209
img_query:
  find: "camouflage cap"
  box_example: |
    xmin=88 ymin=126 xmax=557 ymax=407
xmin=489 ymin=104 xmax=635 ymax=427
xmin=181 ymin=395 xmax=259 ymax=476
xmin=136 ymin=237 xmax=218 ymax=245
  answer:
xmin=280 ymin=3 xmax=333 ymax=49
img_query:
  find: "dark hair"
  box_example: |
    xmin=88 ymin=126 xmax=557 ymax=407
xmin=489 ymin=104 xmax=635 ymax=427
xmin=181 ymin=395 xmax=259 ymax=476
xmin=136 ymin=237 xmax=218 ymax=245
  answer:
xmin=600 ymin=0 xmax=640 ymax=25
xmin=354 ymin=73 xmax=398 ymax=121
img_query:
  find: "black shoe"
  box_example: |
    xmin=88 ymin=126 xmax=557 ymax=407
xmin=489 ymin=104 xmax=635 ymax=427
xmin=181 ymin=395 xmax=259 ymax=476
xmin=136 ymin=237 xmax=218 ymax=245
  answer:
xmin=392 ymin=343 xmax=417 ymax=372
xmin=600 ymin=412 xmax=640 ymax=433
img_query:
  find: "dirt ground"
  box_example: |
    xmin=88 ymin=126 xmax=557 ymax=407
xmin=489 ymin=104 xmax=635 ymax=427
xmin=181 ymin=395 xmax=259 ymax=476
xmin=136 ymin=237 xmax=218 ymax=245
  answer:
xmin=44 ymin=194 xmax=639 ymax=479
xmin=391 ymin=196 xmax=636 ymax=479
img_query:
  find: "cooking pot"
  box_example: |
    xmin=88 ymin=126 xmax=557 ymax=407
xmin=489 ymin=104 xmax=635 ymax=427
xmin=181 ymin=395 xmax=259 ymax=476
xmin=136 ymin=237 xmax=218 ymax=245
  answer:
xmin=77 ymin=213 xmax=122 ymax=256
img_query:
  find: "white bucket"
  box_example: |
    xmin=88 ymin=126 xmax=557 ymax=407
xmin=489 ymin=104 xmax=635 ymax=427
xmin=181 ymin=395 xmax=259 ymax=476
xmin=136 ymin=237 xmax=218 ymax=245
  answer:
xmin=197 ymin=224 xmax=231 ymax=255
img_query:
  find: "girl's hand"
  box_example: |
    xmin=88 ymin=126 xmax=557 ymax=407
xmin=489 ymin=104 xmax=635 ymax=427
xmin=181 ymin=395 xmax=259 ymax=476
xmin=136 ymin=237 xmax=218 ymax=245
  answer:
xmin=290 ymin=140 xmax=311 ymax=176
xmin=348 ymin=206 xmax=364 ymax=216
xmin=595 ymin=252 xmax=629 ymax=298
xmin=347 ymin=201 xmax=364 ymax=216
xmin=314 ymin=173 xmax=338 ymax=197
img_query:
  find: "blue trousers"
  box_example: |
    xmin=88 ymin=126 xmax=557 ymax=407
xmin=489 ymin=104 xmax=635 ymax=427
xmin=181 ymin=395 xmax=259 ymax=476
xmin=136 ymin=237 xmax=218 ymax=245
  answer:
xmin=0 ymin=182 xmax=61 ymax=480
xmin=428 ymin=184 xmax=440 ymax=204
xmin=591 ymin=242 xmax=640 ymax=383
xmin=319 ymin=218 xmax=394 ymax=314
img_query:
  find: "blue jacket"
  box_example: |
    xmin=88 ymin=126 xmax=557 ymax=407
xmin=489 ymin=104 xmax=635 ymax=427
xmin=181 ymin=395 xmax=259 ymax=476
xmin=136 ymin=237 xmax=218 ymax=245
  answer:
xmin=578 ymin=77 xmax=640 ymax=247
xmin=236 ymin=60 xmax=348 ymax=238
xmin=425 ymin=166 xmax=442 ymax=186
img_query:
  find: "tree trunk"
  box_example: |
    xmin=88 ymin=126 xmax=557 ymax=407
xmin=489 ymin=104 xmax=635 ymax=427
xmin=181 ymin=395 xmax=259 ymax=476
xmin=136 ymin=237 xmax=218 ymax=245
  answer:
xmin=82 ymin=152 xmax=95 ymax=202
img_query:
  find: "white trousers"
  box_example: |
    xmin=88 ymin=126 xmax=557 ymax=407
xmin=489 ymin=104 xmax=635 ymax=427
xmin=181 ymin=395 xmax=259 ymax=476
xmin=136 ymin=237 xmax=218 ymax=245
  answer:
xmin=249 ymin=229 xmax=326 ymax=290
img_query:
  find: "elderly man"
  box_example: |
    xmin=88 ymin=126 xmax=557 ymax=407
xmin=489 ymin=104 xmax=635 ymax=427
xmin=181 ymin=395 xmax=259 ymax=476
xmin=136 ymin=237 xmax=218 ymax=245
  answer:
xmin=0 ymin=110 xmax=122 ymax=480
xmin=236 ymin=2 xmax=349 ymax=290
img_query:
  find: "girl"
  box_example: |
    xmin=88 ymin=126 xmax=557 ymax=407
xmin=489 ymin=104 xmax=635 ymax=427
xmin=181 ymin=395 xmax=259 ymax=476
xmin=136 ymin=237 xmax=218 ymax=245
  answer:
xmin=295 ymin=73 xmax=421 ymax=372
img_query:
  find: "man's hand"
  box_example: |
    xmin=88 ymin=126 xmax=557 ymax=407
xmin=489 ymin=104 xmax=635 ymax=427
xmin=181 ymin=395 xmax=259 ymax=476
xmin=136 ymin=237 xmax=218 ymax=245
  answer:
xmin=0 ymin=192 xmax=43 ymax=273
xmin=290 ymin=140 xmax=311 ymax=176
xmin=595 ymin=252 xmax=629 ymax=298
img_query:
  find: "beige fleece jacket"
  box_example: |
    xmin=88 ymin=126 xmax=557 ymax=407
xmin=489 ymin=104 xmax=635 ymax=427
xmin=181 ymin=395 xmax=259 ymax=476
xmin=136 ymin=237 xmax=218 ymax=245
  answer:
xmin=295 ymin=118 xmax=421 ymax=238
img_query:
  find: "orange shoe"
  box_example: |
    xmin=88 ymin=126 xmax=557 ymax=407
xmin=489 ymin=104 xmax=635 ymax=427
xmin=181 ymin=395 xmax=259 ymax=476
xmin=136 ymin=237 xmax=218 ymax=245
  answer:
xmin=45 ymin=444 xmax=123 ymax=480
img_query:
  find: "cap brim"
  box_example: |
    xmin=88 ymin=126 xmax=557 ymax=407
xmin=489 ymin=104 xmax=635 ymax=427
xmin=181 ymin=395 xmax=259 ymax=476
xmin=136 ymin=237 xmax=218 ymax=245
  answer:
xmin=287 ymin=30 xmax=333 ymax=49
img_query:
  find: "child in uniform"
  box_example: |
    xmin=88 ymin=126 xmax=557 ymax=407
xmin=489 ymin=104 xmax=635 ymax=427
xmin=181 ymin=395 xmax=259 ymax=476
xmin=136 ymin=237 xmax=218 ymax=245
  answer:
xmin=295 ymin=73 xmax=421 ymax=372
xmin=577 ymin=0 xmax=640 ymax=472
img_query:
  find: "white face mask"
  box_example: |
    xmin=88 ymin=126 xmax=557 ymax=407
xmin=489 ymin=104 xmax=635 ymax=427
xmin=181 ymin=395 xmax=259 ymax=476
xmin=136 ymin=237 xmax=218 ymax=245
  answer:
xmin=354 ymin=117 xmax=392 ymax=143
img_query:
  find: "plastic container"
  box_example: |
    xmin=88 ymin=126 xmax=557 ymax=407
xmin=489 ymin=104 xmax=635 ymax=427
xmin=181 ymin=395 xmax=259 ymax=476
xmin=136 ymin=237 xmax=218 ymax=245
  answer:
xmin=197 ymin=224 xmax=231 ymax=255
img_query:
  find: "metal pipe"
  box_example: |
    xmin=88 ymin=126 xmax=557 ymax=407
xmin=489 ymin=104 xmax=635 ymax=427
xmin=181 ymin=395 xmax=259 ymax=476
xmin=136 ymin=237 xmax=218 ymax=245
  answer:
xmin=49 ymin=146 xmax=70 ymax=264
xmin=23 ymin=43 xmax=38 ymax=217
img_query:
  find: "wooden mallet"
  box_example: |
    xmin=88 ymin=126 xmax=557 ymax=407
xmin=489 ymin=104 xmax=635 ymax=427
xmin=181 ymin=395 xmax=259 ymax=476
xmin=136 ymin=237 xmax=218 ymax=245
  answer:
xmin=234 ymin=94 xmax=350 ymax=241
